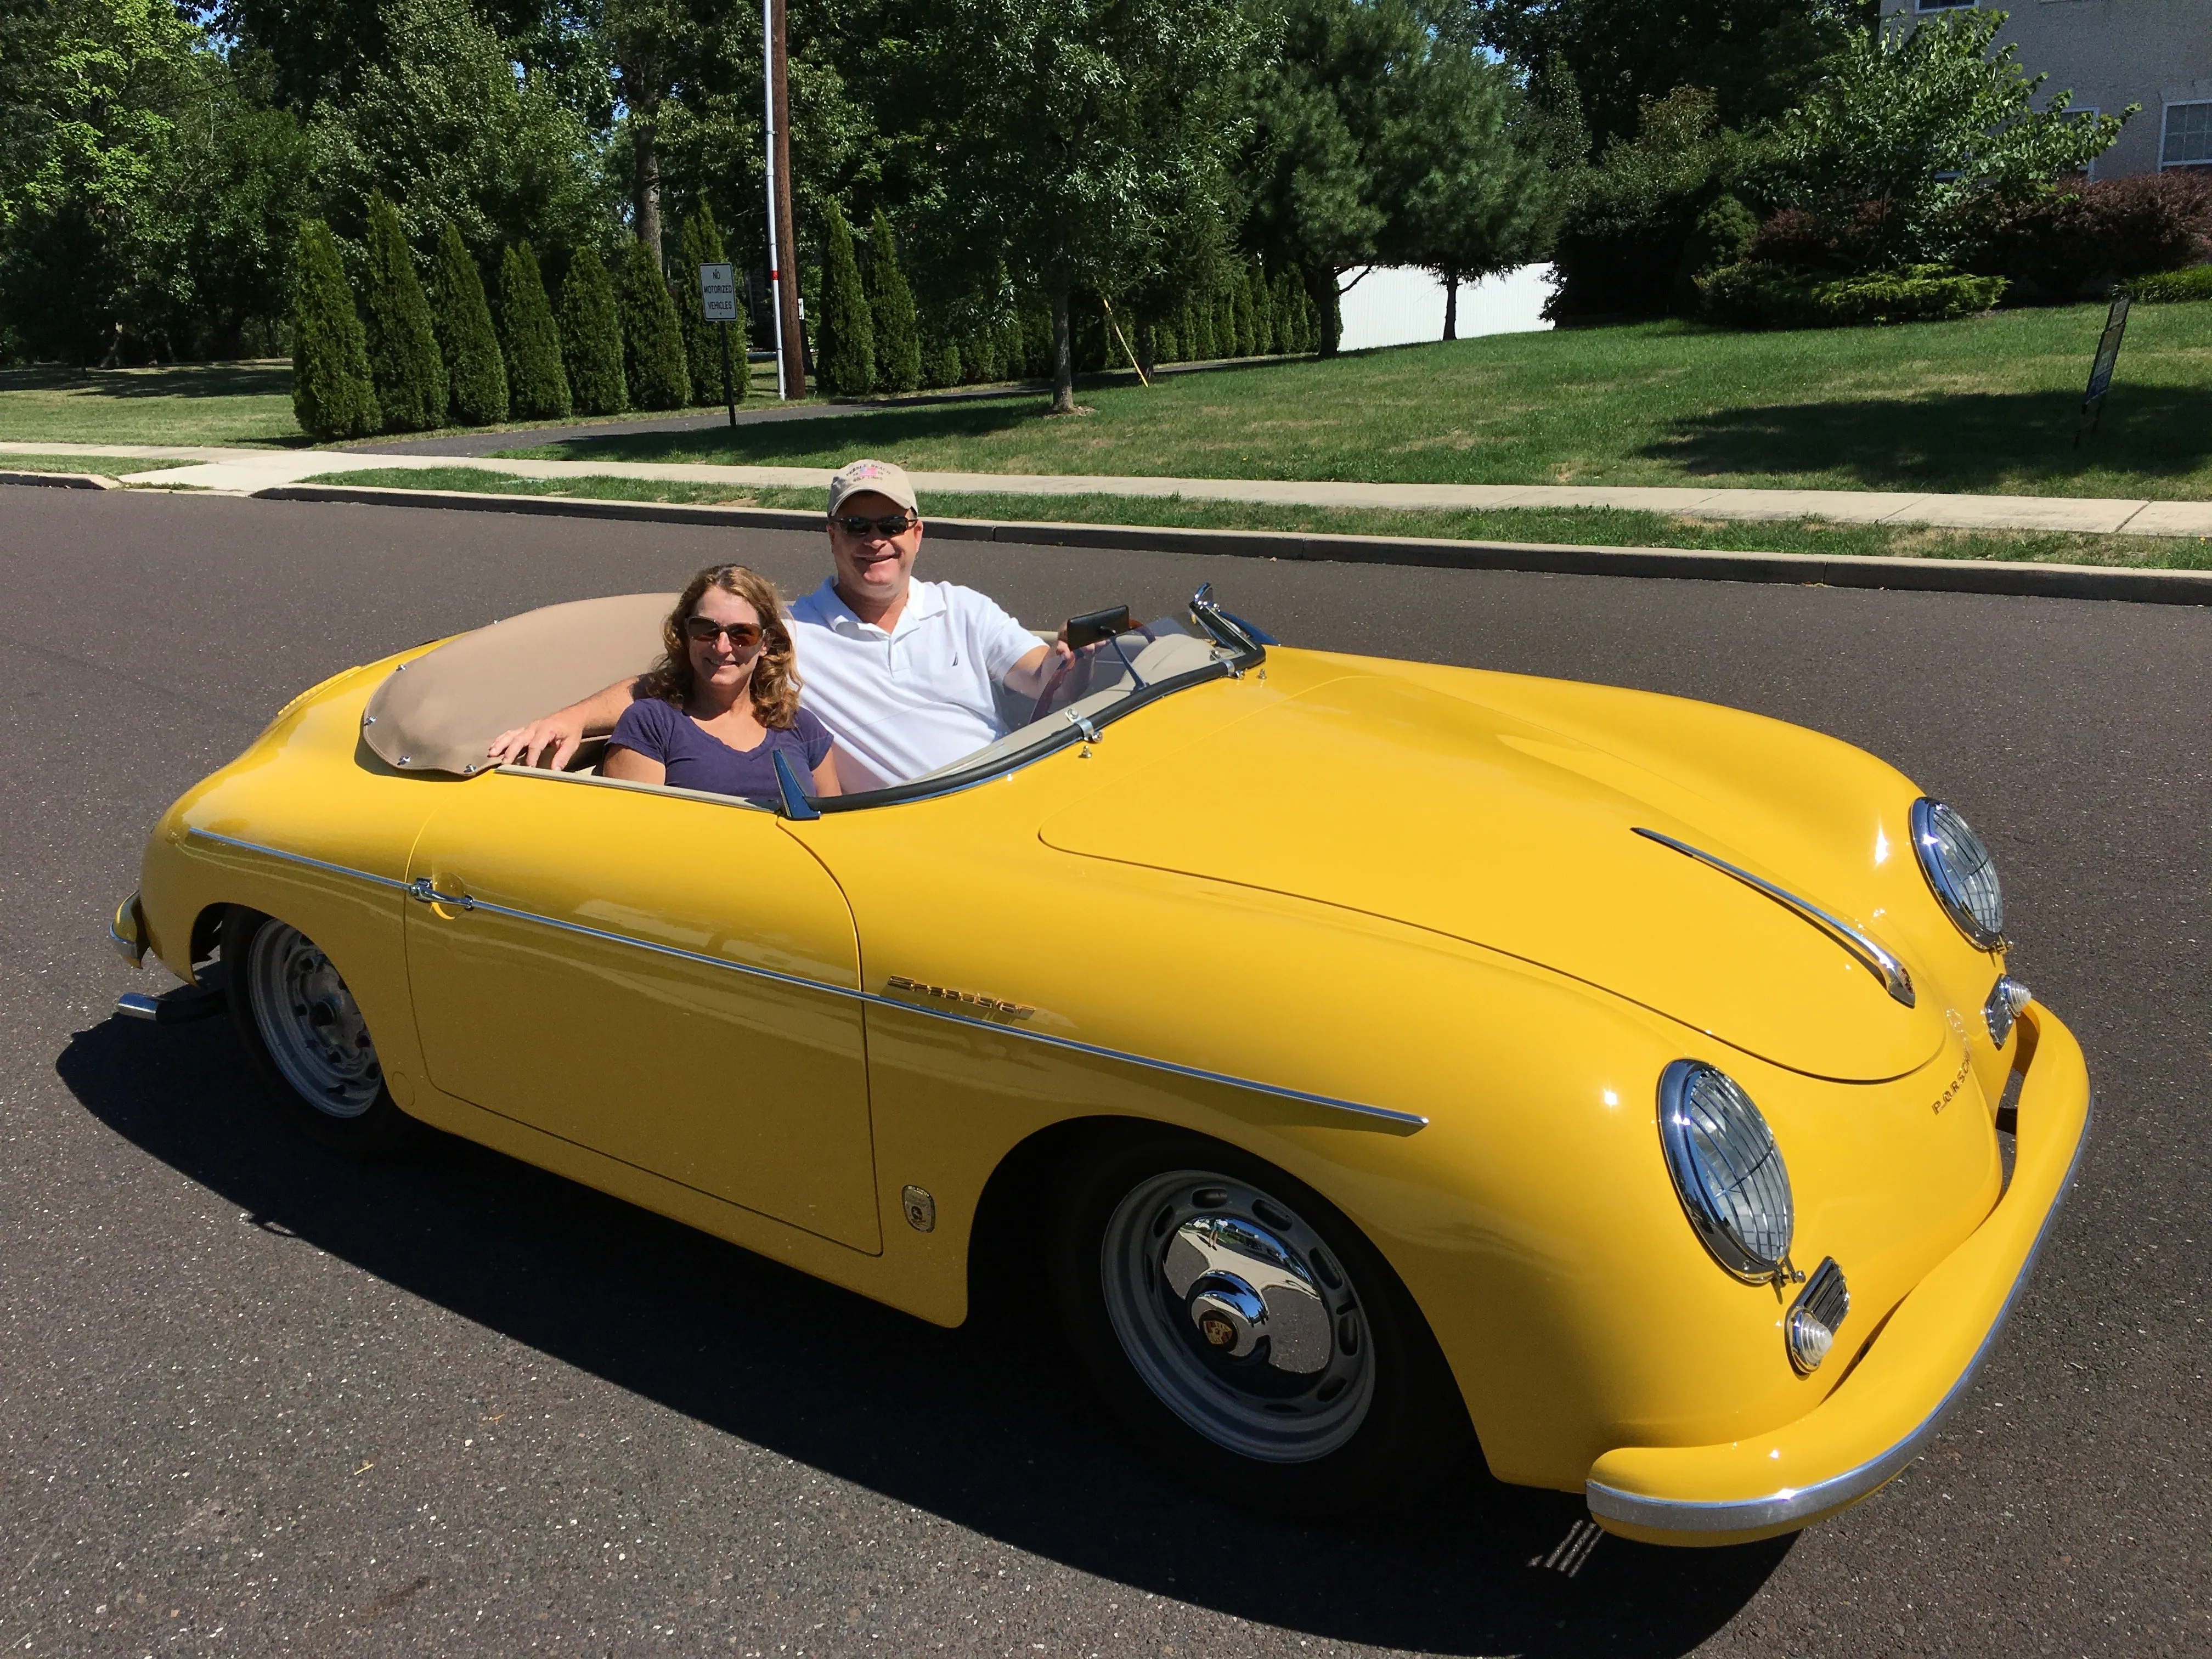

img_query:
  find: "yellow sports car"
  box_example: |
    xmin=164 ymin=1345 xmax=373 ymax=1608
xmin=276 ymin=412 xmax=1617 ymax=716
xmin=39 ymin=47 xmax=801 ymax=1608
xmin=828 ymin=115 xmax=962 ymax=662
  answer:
xmin=107 ymin=584 xmax=2089 ymax=1546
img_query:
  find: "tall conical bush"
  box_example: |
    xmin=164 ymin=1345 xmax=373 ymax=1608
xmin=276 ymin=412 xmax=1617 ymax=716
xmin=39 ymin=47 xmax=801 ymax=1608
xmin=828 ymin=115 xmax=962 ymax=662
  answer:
xmin=1249 ymin=262 xmax=1277 ymax=357
xmin=362 ymin=192 xmax=445 ymax=432
xmin=862 ymin=208 xmax=920 ymax=396
xmin=560 ymin=250 xmax=628 ymax=416
xmin=1229 ymin=268 xmax=1256 ymax=358
xmin=616 ymin=239 xmax=690 ymax=410
xmin=499 ymin=242 xmax=571 ymax=419
xmin=290 ymin=218 xmax=380 ymax=438
xmin=815 ymin=202 xmax=874 ymax=396
xmin=431 ymin=222 xmax=507 ymax=426
xmin=1273 ymin=270 xmax=1305 ymax=353
xmin=676 ymin=202 xmax=747 ymax=406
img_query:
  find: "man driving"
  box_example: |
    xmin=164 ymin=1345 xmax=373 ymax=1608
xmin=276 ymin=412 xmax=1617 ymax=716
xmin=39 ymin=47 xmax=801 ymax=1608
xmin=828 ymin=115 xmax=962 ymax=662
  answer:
xmin=488 ymin=459 xmax=1074 ymax=789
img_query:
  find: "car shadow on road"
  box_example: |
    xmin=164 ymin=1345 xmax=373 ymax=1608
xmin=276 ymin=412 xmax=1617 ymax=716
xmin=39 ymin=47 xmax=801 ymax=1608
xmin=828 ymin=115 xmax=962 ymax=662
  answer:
xmin=58 ymin=1015 xmax=1790 ymax=1657
xmin=1640 ymin=387 xmax=2212 ymax=495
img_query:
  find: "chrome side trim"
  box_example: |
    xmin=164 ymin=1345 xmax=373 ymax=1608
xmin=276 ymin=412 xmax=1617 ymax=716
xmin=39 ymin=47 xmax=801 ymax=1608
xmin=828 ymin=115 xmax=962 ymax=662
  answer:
xmin=187 ymin=828 xmax=414 ymax=893
xmin=186 ymin=828 xmax=1425 ymax=1133
xmin=1633 ymin=827 xmax=1916 ymax=1008
xmin=1586 ymin=1089 xmax=2091 ymax=1534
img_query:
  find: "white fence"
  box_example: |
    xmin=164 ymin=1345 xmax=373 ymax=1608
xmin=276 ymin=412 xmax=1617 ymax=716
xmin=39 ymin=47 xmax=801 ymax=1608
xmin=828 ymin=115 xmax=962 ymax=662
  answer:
xmin=1335 ymin=264 xmax=1554 ymax=352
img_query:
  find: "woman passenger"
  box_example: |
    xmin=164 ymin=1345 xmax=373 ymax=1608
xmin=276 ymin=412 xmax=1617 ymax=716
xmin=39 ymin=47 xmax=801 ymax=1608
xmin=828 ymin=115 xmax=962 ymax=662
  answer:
xmin=602 ymin=565 xmax=843 ymax=800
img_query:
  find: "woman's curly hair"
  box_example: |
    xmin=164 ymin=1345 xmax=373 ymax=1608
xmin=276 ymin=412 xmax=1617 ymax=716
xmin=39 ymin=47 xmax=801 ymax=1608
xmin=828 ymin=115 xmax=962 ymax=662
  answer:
xmin=641 ymin=564 xmax=803 ymax=728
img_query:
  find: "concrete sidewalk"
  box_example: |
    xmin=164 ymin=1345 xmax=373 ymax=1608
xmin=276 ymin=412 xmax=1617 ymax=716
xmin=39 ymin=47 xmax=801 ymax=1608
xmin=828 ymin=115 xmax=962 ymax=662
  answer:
xmin=7 ymin=440 xmax=2210 ymax=539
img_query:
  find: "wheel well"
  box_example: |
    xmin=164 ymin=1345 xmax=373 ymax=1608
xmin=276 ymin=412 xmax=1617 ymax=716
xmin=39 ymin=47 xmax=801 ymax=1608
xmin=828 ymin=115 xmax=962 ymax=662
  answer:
xmin=967 ymin=1112 xmax=1486 ymax=1479
xmin=188 ymin=904 xmax=229 ymax=983
xmin=966 ymin=1115 xmax=1163 ymax=1324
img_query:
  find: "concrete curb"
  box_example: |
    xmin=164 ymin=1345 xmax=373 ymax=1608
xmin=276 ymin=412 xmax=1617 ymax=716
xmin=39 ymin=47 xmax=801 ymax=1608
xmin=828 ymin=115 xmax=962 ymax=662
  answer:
xmin=0 ymin=470 xmax=119 ymax=491
xmin=253 ymin=482 xmax=2212 ymax=607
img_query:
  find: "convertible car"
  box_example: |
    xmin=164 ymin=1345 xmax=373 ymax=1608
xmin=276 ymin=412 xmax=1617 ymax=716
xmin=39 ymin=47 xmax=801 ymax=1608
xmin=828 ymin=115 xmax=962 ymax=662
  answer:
xmin=107 ymin=584 xmax=2089 ymax=1545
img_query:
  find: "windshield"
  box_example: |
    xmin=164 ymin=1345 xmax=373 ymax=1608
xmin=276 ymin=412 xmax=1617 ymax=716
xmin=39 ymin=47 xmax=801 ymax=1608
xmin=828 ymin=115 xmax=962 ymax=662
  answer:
xmin=816 ymin=585 xmax=1269 ymax=811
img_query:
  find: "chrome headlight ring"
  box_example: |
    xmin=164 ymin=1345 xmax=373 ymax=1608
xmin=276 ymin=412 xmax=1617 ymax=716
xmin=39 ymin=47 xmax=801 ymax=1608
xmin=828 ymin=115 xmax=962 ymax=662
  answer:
xmin=1657 ymin=1060 xmax=1795 ymax=1283
xmin=1911 ymin=797 xmax=2005 ymax=950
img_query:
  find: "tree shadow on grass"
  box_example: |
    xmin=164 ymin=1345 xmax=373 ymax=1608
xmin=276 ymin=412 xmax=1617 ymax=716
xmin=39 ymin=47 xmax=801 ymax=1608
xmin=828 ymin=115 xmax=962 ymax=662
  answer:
xmin=0 ymin=363 xmax=293 ymax=400
xmin=533 ymin=394 xmax=1056 ymax=465
xmin=58 ymin=1014 xmax=1789 ymax=1658
xmin=1644 ymin=388 xmax=2212 ymax=495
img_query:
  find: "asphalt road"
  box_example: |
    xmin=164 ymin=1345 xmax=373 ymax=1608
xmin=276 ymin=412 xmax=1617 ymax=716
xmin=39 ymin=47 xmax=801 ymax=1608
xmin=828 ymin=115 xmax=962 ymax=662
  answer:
xmin=3 ymin=486 xmax=2205 ymax=1658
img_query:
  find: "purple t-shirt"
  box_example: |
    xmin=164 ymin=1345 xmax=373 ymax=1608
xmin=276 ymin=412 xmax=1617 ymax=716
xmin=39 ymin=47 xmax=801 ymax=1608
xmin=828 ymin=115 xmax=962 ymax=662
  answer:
xmin=607 ymin=698 xmax=833 ymax=799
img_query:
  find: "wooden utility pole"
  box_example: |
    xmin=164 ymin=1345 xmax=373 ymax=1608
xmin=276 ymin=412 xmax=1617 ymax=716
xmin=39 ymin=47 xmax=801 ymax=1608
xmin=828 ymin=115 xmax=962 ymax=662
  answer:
xmin=765 ymin=0 xmax=803 ymax=399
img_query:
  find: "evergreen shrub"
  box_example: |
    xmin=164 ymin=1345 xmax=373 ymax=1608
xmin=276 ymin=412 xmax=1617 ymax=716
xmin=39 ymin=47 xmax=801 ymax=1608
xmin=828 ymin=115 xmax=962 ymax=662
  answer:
xmin=431 ymin=222 xmax=508 ymax=426
xmin=816 ymin=202 xmax=876 ymax=395
xmin=560 ymin=250 xmax=628 ymax=415
xmin=864 ymin=209 xmax=921 ymax=394
xmin=1249 ymin=265 xmax=1276 ymax=356
xmin=1699 ymin=261 xmax=2008 ymax=327
xmin=617 ymin=239 xmax=691 ymax=410
xmin=1230 ymin=268 xmax=1256 ymax=357
xmin=290 ymin=218 xmax=380 ymax=439
xmin=678 ymin=202 xmax=746 ymax=405
xmin=362 ymin=192 xmax=447 ymax=432
xmin=500 ymin=242 xmax=571 ymax=420
xmin=2126 ymin=264 xmax=2212 ymax=304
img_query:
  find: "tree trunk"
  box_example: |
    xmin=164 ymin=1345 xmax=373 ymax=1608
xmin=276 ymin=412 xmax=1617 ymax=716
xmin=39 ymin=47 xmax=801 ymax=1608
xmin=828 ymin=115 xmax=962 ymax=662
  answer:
xmin=632 ymin=108 xmax=663 ymax=262
xmin=1442 ymin=269 xmax=1458 ymax=341
xmin=1310 ymin=265 xmax=1341 ymax=357
xmin=1049 ymin=288 xmax=1075 ymax=413
xmin=1136 ymin=317 xmax=1155 ymax=381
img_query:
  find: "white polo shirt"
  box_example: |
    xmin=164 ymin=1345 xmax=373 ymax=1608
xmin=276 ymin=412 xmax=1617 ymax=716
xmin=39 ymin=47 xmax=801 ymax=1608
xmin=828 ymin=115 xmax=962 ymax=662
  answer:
xmin=787 ymin=578 xmax=1041 ymax=788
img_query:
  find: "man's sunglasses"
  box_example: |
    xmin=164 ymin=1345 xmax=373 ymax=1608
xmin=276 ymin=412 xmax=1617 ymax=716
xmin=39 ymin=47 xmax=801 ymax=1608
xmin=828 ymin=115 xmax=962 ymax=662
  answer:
xmin=832 ymin=512 xmax=917 ymax=538
xmin=682 ymin=617 xmax=764 ymax=647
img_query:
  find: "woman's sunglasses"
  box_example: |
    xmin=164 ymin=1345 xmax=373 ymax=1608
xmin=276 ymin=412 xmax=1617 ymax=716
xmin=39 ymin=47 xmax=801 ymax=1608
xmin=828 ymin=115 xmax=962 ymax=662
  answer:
xmin=684 ymin=617 xmax=764 ymax=647
xmin=833 ymin=512 xmax=917 ymax=538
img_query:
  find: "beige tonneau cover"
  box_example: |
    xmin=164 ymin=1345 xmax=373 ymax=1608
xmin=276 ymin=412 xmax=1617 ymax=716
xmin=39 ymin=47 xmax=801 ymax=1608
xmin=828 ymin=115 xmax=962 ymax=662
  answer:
xmin=359 ymin=592 xmax=674 ymax=776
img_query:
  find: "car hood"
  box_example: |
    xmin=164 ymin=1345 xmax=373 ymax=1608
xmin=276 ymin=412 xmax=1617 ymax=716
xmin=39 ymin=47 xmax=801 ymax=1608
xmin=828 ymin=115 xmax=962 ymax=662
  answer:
xmin=1039 ymin=671 xmax=1946 ymax=1082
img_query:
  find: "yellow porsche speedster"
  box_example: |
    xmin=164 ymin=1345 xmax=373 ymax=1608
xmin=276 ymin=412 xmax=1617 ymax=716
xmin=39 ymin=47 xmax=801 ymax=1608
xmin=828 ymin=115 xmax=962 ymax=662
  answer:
xmin=107 ymin=584 xmax=2089 ymax=1546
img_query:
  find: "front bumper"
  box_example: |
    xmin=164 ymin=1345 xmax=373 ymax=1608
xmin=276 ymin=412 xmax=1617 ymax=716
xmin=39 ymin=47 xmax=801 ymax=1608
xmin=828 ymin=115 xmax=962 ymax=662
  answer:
xmin=1585 ymin=1002 xmax=2091 ymax=1547
xmin=109 ymin=890 xmax=147 ymax=967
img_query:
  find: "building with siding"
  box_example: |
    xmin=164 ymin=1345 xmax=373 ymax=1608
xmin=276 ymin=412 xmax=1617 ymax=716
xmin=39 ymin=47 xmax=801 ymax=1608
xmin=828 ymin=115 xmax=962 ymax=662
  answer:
xmin=1881 ymin=1 xmax=2211 ymax=179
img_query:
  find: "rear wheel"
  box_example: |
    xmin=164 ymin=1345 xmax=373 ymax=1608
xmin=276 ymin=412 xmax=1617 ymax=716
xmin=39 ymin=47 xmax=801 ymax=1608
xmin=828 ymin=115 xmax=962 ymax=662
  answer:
xmin=225 ymin=907 xmax=416 ymax=1155
xmin=1052 ymin=1131 xmax=1473 ymax=1510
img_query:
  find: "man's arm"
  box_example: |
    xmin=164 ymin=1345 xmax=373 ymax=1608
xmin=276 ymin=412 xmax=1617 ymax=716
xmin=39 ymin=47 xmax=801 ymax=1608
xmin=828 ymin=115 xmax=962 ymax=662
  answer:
xmin=997 ymin=636 xmax=1074 ymax=699
xmin=487 ymin=675 xmax=646 ymax=770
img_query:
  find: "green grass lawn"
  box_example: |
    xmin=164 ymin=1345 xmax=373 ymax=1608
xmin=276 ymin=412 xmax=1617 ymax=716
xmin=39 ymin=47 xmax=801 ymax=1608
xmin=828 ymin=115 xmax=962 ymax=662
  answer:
xmin=307 ymin=466 xmax=2212 ymax=569
xmin=0 ymin=358 xmax=788 ymax=449
xmin=0 ymin=363 xmax=308 ymax=447
xmin=501 ymin=302 xmax=2212 ymax=500
xmin=0 ymin=452 xmax=194 ymax=473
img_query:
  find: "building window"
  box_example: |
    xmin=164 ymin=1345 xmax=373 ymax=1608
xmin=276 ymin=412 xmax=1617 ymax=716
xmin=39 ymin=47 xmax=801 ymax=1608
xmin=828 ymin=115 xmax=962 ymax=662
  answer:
xmin=1914 ymin=0 xmax=1977 ymax=10
xmin=2165 ymin=101 xmax=2212 ymax=170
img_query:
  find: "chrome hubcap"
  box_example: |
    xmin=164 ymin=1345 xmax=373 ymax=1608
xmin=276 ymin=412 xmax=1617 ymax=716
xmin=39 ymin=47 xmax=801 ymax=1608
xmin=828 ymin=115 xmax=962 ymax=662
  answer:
xmin=1101 ymin=1170 xmax=1374 ymax=1462
xmin=245 ymin=922 xmax=383 ymax=1119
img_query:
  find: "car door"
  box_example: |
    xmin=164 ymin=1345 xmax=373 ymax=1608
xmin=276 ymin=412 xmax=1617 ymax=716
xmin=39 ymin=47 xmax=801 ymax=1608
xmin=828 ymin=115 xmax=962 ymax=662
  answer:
xmin=401 ymin=770 xmax=879 ymax=1251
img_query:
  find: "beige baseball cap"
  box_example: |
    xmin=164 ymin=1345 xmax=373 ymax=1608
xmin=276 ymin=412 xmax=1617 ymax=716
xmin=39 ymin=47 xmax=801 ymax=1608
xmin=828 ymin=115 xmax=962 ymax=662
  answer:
xmin=826 ymin=458 xmax=919 ymax=517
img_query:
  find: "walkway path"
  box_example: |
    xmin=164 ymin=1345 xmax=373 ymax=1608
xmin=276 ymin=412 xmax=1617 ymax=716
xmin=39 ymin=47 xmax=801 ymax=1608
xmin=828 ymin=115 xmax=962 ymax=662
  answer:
xmin=8 ymin=440 xmax=2209 ymax=538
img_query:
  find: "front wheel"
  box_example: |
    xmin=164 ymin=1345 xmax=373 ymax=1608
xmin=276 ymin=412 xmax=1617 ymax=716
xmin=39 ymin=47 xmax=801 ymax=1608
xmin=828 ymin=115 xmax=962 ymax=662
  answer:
xmin=225 ymin=907 xmax=416 ymax=1155
xmin=1052 ymin=1131 xmax=1474 ymax=1510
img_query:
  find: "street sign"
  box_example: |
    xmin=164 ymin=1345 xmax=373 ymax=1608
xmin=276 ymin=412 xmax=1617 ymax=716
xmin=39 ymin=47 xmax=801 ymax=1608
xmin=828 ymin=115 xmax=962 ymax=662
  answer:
xmin=2076 ymin=291 xmax=2130 ymax=445
xmin=699 ymin=263 xmax=738 ymax=322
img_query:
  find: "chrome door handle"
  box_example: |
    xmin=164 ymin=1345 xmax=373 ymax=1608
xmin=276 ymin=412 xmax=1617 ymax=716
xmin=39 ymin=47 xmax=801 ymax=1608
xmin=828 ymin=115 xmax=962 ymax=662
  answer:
xmin=407 ymin=876 xmax=475 ymax=911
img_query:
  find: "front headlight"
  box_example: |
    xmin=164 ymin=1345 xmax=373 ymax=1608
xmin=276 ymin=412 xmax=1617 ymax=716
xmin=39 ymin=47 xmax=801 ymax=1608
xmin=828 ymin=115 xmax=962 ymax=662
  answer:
xmin=1657 ymin=1061 xmax=1794 ymax=1281
xmin=1912 ymin=797 xmax=2004 ymax=949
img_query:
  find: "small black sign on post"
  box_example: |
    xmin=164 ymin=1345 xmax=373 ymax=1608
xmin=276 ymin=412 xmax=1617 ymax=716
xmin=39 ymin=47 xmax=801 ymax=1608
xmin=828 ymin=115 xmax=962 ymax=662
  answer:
xmin=2077 ymin=291 xmax=2131 ymax=447
xmin=699 ymin=262 xmax=740 ymax=427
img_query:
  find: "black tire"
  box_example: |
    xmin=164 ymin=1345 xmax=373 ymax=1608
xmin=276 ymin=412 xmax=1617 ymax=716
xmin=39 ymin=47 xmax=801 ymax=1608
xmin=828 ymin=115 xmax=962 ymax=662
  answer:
xmin=1051 ymin=1127 xmax=1475 ymax=1512
xmin=224 ymin=906 xmax=418 ymax=1156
